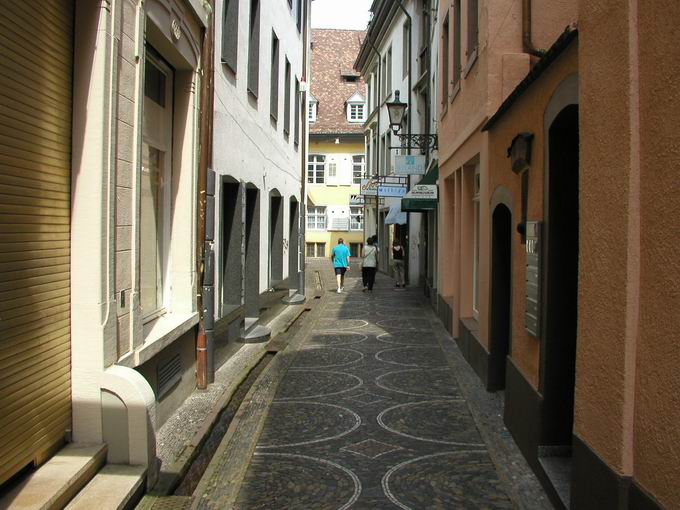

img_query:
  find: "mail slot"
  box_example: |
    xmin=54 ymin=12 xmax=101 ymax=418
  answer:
xmin=525 ymin=221 xmax=542 ymax=337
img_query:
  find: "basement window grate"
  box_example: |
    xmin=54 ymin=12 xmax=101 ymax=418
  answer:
xmin=157 ymin=353 xmax=182 ymax=400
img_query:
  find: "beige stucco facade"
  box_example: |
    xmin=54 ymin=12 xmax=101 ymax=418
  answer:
xmin=70 ymin=0 xmax=208 ymax=480
xmin=306 ymin=140 xmax=366 ymax=257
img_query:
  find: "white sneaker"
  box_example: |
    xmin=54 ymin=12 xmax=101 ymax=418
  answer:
xmin=337 ymin=288 xmax=342 ymax=293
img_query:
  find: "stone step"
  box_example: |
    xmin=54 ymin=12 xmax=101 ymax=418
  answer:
xmin=0 ymin=443 xmax=107 ymax=510
xmin=65 ymin=464 xmax=146 ymax=510
xmin=239 ymin=324 xmax=271 ymax=343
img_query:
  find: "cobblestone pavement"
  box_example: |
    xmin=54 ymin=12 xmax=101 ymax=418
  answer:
xmin=229 ymin=263 xmax=551 ymax=509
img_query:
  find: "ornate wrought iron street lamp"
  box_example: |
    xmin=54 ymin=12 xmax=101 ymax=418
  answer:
xmin=386 ymin=90 xmax=438 ymax=153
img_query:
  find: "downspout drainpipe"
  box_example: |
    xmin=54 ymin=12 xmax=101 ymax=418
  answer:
xmin=197 ymin=1 xmax=215 ymax=390
xmin=522 ymin=0 xmax=545 ymax=58
xmin=394 ymin=0 xmax=412 ymax=281
xmin=298 ymin=0 xmax=311 ymax=302
xmin=367 ymin=38 xmax=381 ymax=244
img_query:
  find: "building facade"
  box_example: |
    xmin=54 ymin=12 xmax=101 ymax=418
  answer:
xmin=306 ymin=29 xmax=367 ymax=260
xmin=70 ymin=0 xmax=210 ymax=482
xmin=436 ymin=0 xmax=680 ymax=508
xmin=355 ymin=0 xmax=439 ymax=287
xmin=210 ymin=0 xmax=308 ymax=365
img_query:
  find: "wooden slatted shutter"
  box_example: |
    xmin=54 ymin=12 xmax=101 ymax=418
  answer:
xmin=0 ymin=0 xmax=74 ymax=485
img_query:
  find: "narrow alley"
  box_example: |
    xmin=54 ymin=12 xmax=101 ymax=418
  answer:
xmin=181 ymin=261 xmax=551 ymax=509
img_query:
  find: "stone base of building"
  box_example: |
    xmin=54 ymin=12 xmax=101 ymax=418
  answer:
xmin=437 ymin=294 xmax=454 ymax=335
xmin=572 ymin=436 xmax=662 ymax=510
xmin=457 ymin=319 xmax=490 ymax=389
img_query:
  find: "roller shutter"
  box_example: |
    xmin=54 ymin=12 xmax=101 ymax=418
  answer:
xmin=0 ymin=0 xmax=74 ymax=484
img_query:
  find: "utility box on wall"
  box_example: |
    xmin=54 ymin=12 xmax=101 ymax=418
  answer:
xmin=525 ymin=221 xmax=541 ymax=337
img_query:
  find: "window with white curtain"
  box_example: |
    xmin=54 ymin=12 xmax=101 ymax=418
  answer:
xmin=350 ymin=206 xmax=364 ymax=231
xmin=307 ymin=206 xmax=327 ymax=230
xmin=352 ymin=155 xmax=365 ymax=184
xmin=307 ymin=154 xmax=325 ymax=183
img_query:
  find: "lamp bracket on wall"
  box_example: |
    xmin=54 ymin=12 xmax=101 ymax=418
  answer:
xmin=389 ymin=134 xmax=439 ymax=153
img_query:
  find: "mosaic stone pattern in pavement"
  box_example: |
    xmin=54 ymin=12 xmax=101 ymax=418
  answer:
xmin=234 ymin=272 xmax=517 ymax=509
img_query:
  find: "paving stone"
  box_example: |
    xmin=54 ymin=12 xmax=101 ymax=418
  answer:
xmin=193 ymin=260 xmax=551 ymax=509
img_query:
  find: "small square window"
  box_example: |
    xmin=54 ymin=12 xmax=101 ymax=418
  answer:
xmin=348 ymin=102 xmax=365 ymax=123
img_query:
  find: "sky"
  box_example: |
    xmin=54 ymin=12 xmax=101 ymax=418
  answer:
xmin=311 ymin=0 xmax=373 ymax=31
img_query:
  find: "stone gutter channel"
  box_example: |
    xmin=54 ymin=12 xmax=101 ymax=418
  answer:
xmin=137 ymin=278 xmax=324 ymax=510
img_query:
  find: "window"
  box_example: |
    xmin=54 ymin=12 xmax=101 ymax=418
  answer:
xmin=248 ymin=0 xmax=260 ymax=97
xmin=305 ymin=242 xmax=326 ymax=257
xmin=284 ymin=58 xmax=291 ymax=136
xmin=307 ymin=206 xmax=327 ymax=230
xmin=221 ymin=0 xmax=239 ymax=72
xmin=366 ymin=144 xmax=372 ymax=176
xmin=350 ymin=242 xmax=362 ymax=258
xmin=472 ymin=165 xmax=480 ymax=317
xmin=294 ymin=77 xmax=300 ymax=145
xmin=402 ymin=22 xmax=410 ymax=79
xmin=372 ymin=132 xmax=378 ymax=175
xmin=307 ymin=154 xmax=325 ymax=183
xmin=381 ymin=46 xmax=393 ymax=101
xmin=270 ymin=32 xmax=279 ymax=122
xmin=371 ymin=67 xmax=378 ymax=109
xmin=387 ymin=47 xmax=392 ymax=97
xmin=328 ymin=161 xmax=337 ymax=178
xmin=296 ymin=0 xmax=303 ymax=31
xmin=453 ymin=0 xmax=461 ymax=92
xmin=308 ymin=98 xmax=318 ymax=122
xmin=350 ymin=206 xmax=363 ymax=231
xmin=467 ymin=0 xmax=479 ymax=59
xmin=141 ymin=53 xmax=173 ymax=319
xmin=382 ymin=132 xmax=391 ymax=174
xmin=348 ymin=102 xmax=366 ymax=122
xmin=441 ymin=13 xmax=449 ymax=105
xmin=352 ymin=155 xmax=365 ymax=184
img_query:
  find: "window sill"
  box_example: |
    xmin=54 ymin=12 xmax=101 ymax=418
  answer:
xmin=463 ymin=48 xmax=478 ymax=79
xmin=118 ymin=311 xmax=199 ymax=368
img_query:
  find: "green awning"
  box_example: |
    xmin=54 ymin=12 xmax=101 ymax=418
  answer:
xmin=402 ymin=163 xmax=439 ymax=212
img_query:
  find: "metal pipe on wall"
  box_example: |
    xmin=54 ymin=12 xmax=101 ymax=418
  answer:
xmin=196 ymin=0 xmax=215 ymax=390
xmin=298 ymin=0 xmax=311 ymax=299
xmin=522 ymin=0 xmax=545 ymax=58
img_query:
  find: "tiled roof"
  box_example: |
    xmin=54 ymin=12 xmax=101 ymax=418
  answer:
xmin=310 ymin=29 xmax=367 ymax=135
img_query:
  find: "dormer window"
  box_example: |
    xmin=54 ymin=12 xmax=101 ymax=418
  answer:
xmin=308 ymin=93 xmax=318 ymax=123
xmin=348 ymin=103 xmax=366 ymax=122
xmin=346 ymin=92 xmax=366 ymax=123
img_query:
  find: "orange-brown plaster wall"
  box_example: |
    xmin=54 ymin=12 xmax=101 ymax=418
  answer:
xmin=437 ymin=0 xmax=577 ymax=355
xmin=633 ymin=1 xmax=680 ymax=505
xmin=575 ymin=0 xmax=635 ymax=475
xmin=487 ymin=43 xmax=577 ymax=389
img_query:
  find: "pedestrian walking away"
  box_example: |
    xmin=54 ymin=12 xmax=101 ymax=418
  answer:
xmin=361 ymin=237 xmax=378 ymax=292
xmin=331 ymin=238 xmax=351 ymax=293
xmin=392 ymin=239 xmax=406 ymax=288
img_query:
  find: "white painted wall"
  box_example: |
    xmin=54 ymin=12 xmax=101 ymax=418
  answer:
xmin=361 ymin=0 xmax=438 ymax=286
xmin=213 ymin=0 xmax=306 ymax=314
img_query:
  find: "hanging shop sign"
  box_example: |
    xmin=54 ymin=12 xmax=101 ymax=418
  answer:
xmin=352 ymin=194 xmax=385 ymax=205
xmin=360 ymin=178 xmax=378 ymax=196
xmin=377 ymin=184 xmax=408 ymax=198
xmin=395 ymin=155 xmax=426 ymax=175
xmin=403 ymin=184 xmax=437 ymax=200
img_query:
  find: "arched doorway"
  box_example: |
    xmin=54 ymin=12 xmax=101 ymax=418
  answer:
xmin=269 ymin=189 xmax=284 ymax=286
xmin=489 ymin=203 xmax=512 ymax=390
xmin=244 ymin=184 xmax=260 ymax=318
xmin=542 ymin=104 xmax=579 ymax=450
xmin=288 ymin=197 xmax=299 ymax=283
